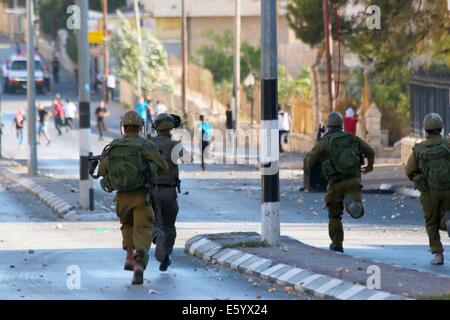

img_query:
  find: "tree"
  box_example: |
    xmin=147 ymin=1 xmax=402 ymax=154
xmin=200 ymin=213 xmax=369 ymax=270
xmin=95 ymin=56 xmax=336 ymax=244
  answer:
xmin=196 ymin=29 xmax=261 ymax=85
xmin=346 ymin=0 xmax=448 ymax=74
xmin=278 ymin=65 xmax=312 ymax=106
xmin=108 ymin=13 xmax=173 ymax=96
xmin=286 ymin=0 xmax=352 ymax=48
xmin=286 ymin=0 xmax=449 ymax=75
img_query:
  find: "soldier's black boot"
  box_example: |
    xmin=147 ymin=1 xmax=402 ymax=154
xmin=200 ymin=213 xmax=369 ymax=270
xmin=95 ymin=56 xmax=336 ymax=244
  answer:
xmin=124 ymin=246 xmax=134 ymax=271
xmin=445 ymin=211 xmax=450 ymax=238
xmin=329 ymin=244 xmax=344 ymax=253
xmin=159 ymin=255 xmax=172 ymax=272
xmin=155 ymin=234 xmax=167 ymax=263
xmin=132 ymin=251 xmax=146 ymax=285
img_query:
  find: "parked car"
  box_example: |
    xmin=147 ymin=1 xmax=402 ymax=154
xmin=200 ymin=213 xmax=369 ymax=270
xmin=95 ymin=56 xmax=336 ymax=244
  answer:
xmin=7 ymin=54 xmax=45 ymax=94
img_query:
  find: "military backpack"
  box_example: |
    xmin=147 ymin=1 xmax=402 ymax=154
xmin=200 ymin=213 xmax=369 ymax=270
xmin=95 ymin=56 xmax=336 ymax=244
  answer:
xmin=418 ymin=139 xmax=450 ymax=190
xmin=100 ymin=138 xmax=155 ymax=193
xmin=321 ymin=131 xmax=361 ymax=181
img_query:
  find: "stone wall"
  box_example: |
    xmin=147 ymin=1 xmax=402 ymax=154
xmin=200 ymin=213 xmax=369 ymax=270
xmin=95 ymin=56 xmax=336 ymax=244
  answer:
xmin=400 ymin=136 xmax=423 ymax=165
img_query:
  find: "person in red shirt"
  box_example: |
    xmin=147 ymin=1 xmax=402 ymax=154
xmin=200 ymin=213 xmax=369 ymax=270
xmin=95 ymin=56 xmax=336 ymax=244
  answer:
xmin=53 ymin=98 xmax=65 ymax=136
xmin=344 ymin=107 xmax=359 ymax=135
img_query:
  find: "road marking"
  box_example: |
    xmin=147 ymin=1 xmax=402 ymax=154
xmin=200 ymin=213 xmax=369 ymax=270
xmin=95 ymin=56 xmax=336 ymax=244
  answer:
xmin=336 ymin=285 xmax=366 ymax=300
xmin=295 ymin=274 xmax=323 ymax=287
xmin=277 ymin=268 xmax=304 ymax=283
xmin=189 ymin=238 xmax=209 ymax=255
xmin=245 ymin=258 xmax=271 ymax=272
xmin=231 ymin=253 xmax=254 ymax=270
xmin=314 ymin=279 xmax=344 ymax=296
xmin=261 ymin=264 xmax=286 ymax=278
xmin=217 ymin=250 xmax=240 ymax=263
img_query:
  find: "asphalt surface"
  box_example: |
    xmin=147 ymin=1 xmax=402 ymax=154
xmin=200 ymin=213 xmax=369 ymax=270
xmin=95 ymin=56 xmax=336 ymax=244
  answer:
xmin=0 ymin=248 xmax=306 ymax=300
xmin=1 ymin=35 xmax=450 ymax=299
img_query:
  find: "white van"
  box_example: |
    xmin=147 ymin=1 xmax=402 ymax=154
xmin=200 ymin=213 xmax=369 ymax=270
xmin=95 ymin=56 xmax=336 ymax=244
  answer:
xmin=7 ymin=54 xmax=45 ymax=94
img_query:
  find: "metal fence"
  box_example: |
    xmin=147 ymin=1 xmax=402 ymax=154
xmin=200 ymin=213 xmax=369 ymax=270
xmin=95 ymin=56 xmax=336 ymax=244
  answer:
xmin=410 ymin=68 xmax=450 ymax=137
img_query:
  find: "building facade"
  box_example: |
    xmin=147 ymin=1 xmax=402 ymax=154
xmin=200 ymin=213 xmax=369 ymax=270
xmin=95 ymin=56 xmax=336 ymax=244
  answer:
xmin=130 ymin=0 xmax=317 ymax=77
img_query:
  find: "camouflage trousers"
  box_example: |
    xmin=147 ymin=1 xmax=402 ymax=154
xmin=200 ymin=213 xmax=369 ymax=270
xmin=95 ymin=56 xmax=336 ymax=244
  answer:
xmin=115 ymin=190 xmax=154 ymax=268
xmin=419 ymin=188 xmax=450 ymax=253
xmin=325 ymin=178 xmax=363 ymax=249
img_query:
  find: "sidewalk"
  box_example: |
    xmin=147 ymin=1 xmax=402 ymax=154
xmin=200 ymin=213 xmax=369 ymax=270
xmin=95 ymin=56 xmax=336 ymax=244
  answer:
xmin=0 ymin=158 xmax=116 ymax=220
xmin=186 ymin=232 xmax=450 ymax=300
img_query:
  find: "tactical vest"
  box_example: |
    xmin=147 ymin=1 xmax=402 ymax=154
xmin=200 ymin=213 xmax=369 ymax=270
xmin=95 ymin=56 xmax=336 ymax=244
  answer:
xmin=416 ymin=137 xmax=450 ymax=190
xmin=321 ymin=131 xmax=362 ymax=182
xmin=150 ymin=134 xmax=180 ymax=186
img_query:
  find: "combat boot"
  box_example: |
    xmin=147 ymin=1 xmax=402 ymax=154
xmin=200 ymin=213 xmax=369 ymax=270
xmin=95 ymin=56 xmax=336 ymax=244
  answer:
xmin=430 ymin=252 xmax=444 ymax=266
xmin=155 ymin=233 xmax=167 ymax=263
xmin=132 ymin=251 xmax=146 ymax=285
xmin=343 ymin=197 xmax=364 ymax=219
xmin=124 ymin=246 xmax=134 ymax=271
xmin=329 ymin=244 xmax=344 ymax=253
xmin=159 ymin=255 xmax=172 ymax=272
xmin=445 ymin=211 xmax=450 ymax=238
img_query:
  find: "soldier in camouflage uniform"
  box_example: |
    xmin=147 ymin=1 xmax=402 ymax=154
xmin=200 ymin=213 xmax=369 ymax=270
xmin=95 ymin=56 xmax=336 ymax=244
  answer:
xmin=306 ymin=112 xmax=375 ymax=253
xmin=150 ymin=113 xmax=191 ymax=271
xmin=405 ymin=113 xmax=450 ymax=265
xmin=98 ymin=111 xmax=168 ymax=284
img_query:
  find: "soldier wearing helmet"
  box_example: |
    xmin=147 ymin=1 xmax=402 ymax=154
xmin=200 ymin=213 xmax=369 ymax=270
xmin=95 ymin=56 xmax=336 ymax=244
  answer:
xmin=406 ymin=113 xmax=450 ymax=265
xmin=149 ymin=113 xmax=191 ymax=271
xmin=98 ymin=110 xmax=168 ymax=284
xmin=305 ymin=112 xmax=375 ymax=253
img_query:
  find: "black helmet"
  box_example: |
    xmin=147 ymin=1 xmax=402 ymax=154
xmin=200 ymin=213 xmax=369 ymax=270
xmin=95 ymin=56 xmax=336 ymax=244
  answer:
xmin=153 ymin=113 xmax=181 ymax=131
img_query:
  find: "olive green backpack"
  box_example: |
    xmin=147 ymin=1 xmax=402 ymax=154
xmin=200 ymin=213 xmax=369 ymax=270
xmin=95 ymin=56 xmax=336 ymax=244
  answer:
xmin=100 ymin=139 xmax=156 ymax=193
xmin=322 ymin=132 xmax=361 ymax=181
xmin=418 ymin=140 xmax=450 ymax=190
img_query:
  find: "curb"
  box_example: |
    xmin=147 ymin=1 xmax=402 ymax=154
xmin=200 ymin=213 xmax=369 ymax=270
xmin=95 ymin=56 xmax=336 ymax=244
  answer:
xmin=185 ymin=235 xmax=410 ymax=301
xmin=0 ymin=169 xmax=76 ymax=218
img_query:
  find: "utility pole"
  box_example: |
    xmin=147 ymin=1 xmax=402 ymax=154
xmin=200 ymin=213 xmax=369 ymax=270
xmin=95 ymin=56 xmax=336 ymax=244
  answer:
xmin=77 ymin=0 xmax=93 ymax=210
xmin=134 ymin=0 xmax=143 ymax=98
xmin=26 ymin=0 xmax=37 ymax=176
xmin=322 ymin=0 xmax=334 ymax=112
xmin=181 ymin=0 xmax=188 ymax=122
xmin=260 ymin=0 xmax=280 ymax=246
xmin=101 ymin=0 xmax=109 ymax=102
xmin=233 ymin=0 xmax=241 ymax=131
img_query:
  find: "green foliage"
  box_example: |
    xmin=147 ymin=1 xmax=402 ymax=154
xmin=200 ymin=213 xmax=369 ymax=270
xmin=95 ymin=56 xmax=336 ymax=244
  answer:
xmin=278 ymin=65 xmax=311 ymax=106
xmin=108 ymin=13 xmax=173 ymax=96
xmin=37 ymin=0 xmax=73 ymax=38
xmin=286 ymin=0 xmax=352 ymax=48
xmin=287 ymin=0 xmax=449 ymax=141
xmin=196 ymin=29 xmax=261 ymax=85
xmin=346 ymin=0 xmax=448 ymax=75
xmin=222 ymin=240 xmax=270 ymax=249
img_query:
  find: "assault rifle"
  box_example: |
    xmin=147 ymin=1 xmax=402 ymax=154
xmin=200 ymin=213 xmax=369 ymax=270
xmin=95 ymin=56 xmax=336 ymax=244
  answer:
xmin=87 ymin=152 xmax=102 ymax=179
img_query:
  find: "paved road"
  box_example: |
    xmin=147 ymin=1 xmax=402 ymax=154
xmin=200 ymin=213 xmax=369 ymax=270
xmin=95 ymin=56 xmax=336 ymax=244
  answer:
xmin=0 ymin=248 xmax=307 ymax=300
xmin=1 ymin=35 xmax=450 ymax=289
